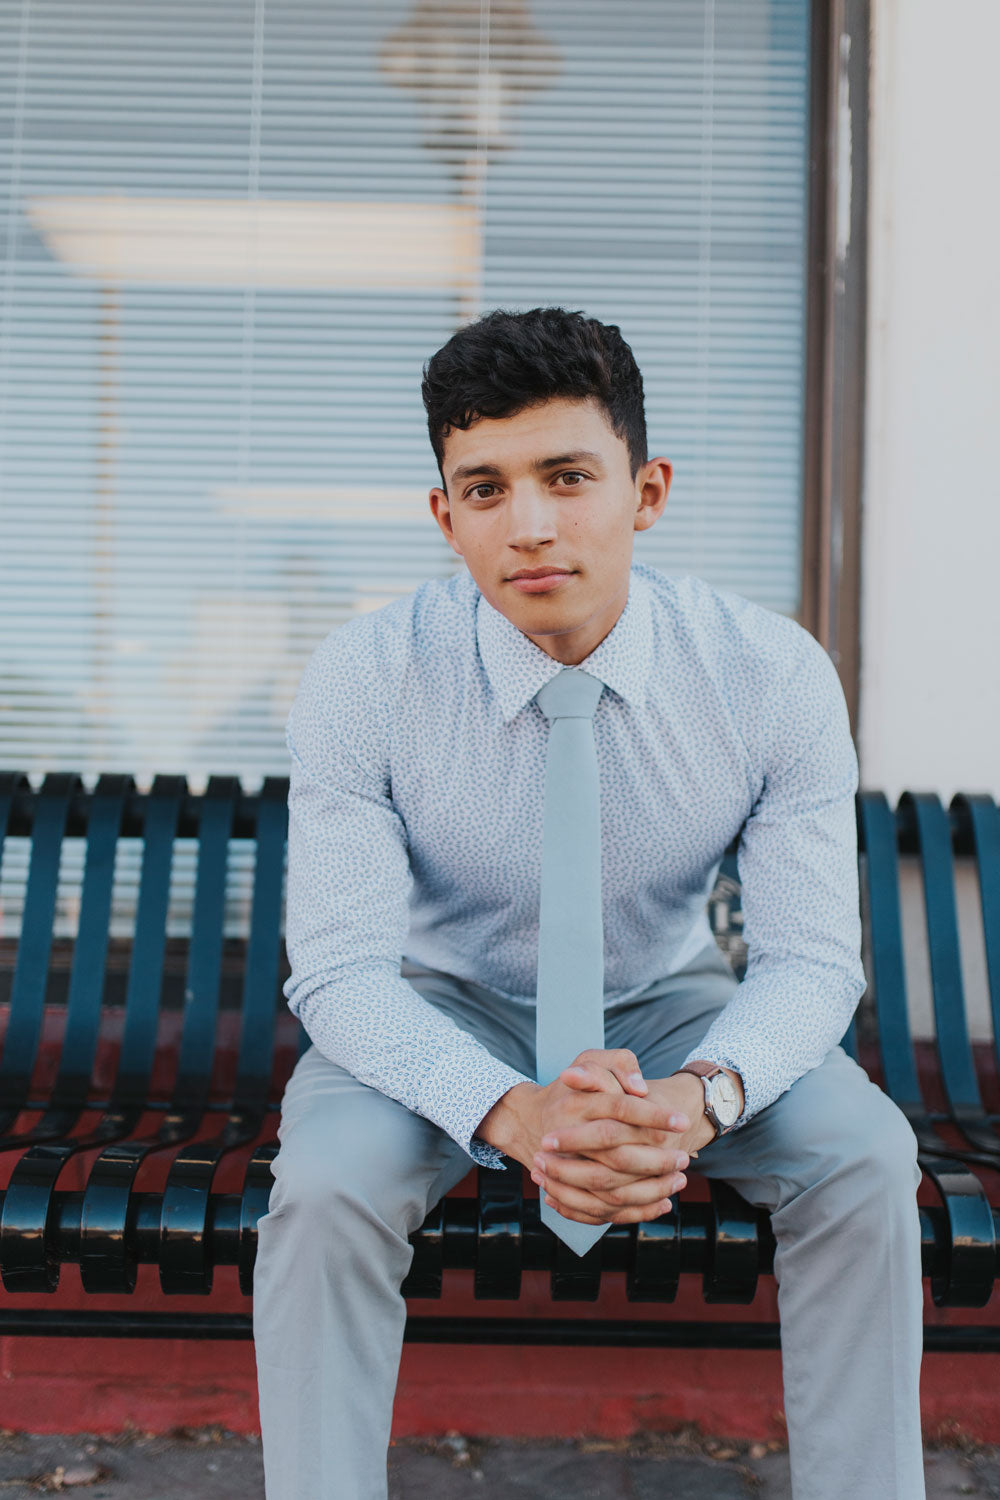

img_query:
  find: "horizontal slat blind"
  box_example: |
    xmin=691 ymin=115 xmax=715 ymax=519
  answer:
xmin=0 ymin=0 xmax=812 ymax=796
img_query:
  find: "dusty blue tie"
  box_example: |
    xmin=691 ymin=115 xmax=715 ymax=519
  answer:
xmin=534 ymin=667 xmax=611 ymax=1258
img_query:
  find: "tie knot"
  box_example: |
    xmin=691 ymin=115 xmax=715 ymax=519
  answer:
xmin=535 ymin=668 xmax=604 ymax=722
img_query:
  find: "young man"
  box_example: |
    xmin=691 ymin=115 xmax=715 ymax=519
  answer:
xmin=252 ymin=307 xmax=925 ymax=1499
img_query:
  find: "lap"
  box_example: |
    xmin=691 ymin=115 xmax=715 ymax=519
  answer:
xmin=271 ymin=948 xmax=921 ymax=1229
xmin=269 ymin=943 xmax=742 ymax=1221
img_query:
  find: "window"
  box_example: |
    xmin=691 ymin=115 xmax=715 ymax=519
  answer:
xmin=0 ymin=0 xmax=813 ymax=790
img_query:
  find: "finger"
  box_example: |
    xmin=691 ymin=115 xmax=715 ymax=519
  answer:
xmin=539 ymin=1114 xmax=684 ymax=1157
xmin=559 ymin=1064 xmax=625 ymax=1095
xmin=569 ymin=1049 xmax=648 ymax=1096
xmin=535 ymin=1143 xmax=690 ymax=1187
xmin=542 ymin=1188 xmax=679 ymax=1225
xmin=535 ymin=1154 xmax=649 ymax=1193
xmin=606 ymin=1198 xmax=680 ymax=1226
xmin=539 ymin=1169 xmax=688 ymax=1217
xmin=589 ymin=1136 xmax=694 ymax=1170
xmin=539 ymin=1095 xmax=690 ymax=1152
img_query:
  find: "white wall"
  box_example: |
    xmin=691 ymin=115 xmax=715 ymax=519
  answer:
xmin=860 ymin=0 xmax=1000 ymax=805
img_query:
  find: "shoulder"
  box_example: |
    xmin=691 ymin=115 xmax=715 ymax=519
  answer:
xmin=634 ymin=563 xmax=847 ymax=771
xmin=636 ymin=561 xmax=836 ymax=695
xmin=303 ymin=570 xmax=474 ymax=682
xmin=288 ymin=571 xmax=477 ymax=747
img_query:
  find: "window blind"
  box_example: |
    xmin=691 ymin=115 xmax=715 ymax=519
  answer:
xmin=0 ymin=0 xmax=812 ymax=800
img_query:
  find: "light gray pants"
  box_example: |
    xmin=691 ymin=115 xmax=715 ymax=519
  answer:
xmin=252 ymin=942 xmax=926 ymax=1500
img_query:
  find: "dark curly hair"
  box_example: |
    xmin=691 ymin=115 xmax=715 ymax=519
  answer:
xmin=421 ymin=306 xmax=647 ymax=485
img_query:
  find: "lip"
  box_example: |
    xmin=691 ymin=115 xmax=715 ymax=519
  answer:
xmin=507 ymin=569 xmax=575 ymax=594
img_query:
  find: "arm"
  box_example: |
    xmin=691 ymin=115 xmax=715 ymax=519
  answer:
xmin=283 ymin=632 xmax=533 ymax=1170
xmin=675 ymin=631 xmax=866 ymax=1127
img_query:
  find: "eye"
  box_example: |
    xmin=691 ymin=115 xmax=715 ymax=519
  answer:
xmin=468 ymin=483 xmax=498 ymax=500
xmin=558 ymin=471 xmax=587 ymax=487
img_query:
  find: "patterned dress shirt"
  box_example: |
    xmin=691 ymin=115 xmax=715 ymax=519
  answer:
xmin=283 ymin=560 xmax=865 ymax=1170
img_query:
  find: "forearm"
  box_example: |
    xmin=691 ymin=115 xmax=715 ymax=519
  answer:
xmin=289 ymin=961 xmax=532 ymax=1167
xmin=680 ymin=960 xmax=861 ymax=1127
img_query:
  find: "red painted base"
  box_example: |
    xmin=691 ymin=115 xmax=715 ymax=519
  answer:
xmin=2 ymin=1302 xmax=1000 ymax=1446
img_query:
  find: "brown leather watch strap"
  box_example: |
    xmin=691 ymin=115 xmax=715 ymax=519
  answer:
xmin=674 ymin=1060 xmax=724 ymax=1079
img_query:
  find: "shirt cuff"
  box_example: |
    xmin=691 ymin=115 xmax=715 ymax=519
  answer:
xmin=419 ymin=1050 xmax=536 ymax=1170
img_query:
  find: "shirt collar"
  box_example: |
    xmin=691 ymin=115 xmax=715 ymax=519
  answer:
xmin=475 ymin=566 xmax=654 ymax=723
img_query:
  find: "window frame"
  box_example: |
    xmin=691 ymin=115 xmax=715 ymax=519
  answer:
xmin=800 ymin=0 xmax=871 ymax=732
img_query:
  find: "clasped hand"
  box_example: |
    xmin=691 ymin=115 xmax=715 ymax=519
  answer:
xmin=525 ymin=1048 xmax=705 ymax=1227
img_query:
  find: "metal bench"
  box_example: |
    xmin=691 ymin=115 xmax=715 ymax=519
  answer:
xmin=0 ymin=771 xmax=998 ymax=1350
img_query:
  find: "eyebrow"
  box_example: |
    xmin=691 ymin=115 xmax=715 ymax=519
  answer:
xmin=449 ymin=449 xmax=606 ymax=486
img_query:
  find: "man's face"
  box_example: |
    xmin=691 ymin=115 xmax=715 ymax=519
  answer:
xmin=428 ymin=396 xmax=671 ymax=665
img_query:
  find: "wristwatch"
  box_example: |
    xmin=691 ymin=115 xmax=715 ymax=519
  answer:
xmin=672 ymin=1062 xmax=742 ymax=1140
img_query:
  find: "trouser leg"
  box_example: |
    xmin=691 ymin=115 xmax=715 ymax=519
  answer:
xmin=251 ymin=960 xmax=542 ymax=1500
xmin=614 ymin=945 xmax=926 ymax=1500
xmin=251 ymin=1040 xmax=474 ymax=1500
xmin=694 ymin=1046 xmax=926 ymax=1500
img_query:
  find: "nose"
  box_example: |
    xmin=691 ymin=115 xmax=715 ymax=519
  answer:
xmin=505 ymin=483 xmax=558 ymax=551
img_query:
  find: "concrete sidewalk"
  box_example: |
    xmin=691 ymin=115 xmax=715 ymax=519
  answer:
xmin=0 ymin=1426 xmax=996 ymax=1496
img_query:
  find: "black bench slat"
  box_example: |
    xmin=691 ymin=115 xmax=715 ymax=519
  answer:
xmin=171 ymin=776 xmax=239 ymax=1115
xmin=0 ymin=773 xmax=80 ymax=1126
xmin=702 ymin=1179 xmax=761 ymax=1305
xmin=625 ymin=1208 xmax=682 ymax=1302
xmin=159 ymin=781 xmax=290 ymax=1296
xmin=550 ymin=1222 xmax=604 ymax=1301
xmin=232 ymin=777 xmax=288 ymax=1111
xmin=474 ymin=1158 xmax=523 ymax=1301
xmin=35 ymin=776 xmax=131 ymax=1127
xmin=114 ymin=775 xmax=187 ymax=1107
xmin=953 ymin=794 xmax=1000 ymax=1084
xmin=4 ymin=1307 xmax=1000 ymax=1354
xmin=0 ymin=773 xmax=29 ymax=874
xmin=77 ymin=779 xmax=241 ymax=1295
xmin=859 ymin=791 xmax=926 ymax=1116
xmin=903 ymin=793 xmax=1000 ymax=1161
xmin=919 ymin=1158 xmax=999 ymax=1308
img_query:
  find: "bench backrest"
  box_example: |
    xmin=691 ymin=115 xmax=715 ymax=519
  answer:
xmin=1 ymin=772 xmax=999 ymax=1131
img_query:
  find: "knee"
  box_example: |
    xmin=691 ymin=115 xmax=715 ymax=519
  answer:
xmin=267 ymin=1115 xmax=435 ymax=1245
xmin=837 ymin=1094 xmax=920 ymax=1202
xmin=794 ymin=1085 xmax=921 ymax=1219
xmin=766 ymin=1058 xmax=922 ymax=1212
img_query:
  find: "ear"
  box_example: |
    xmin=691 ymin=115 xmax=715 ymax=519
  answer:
xmin=429 ymin=486 xmax=465 ymax=558
xmin=634 ymin=457 xmax=672 ymax=532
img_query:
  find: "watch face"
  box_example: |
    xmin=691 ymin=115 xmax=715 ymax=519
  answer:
xmin=709 ymin=1072 xmax=741 ymax=1127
